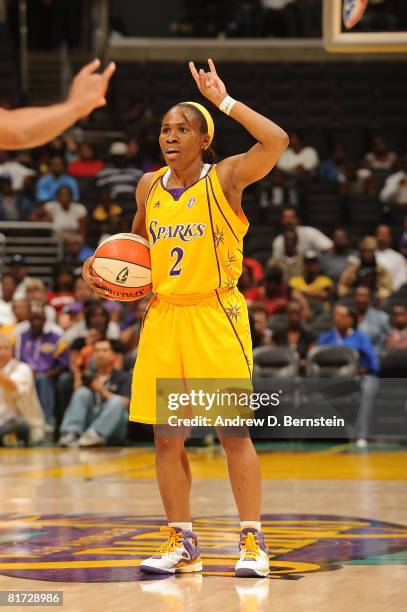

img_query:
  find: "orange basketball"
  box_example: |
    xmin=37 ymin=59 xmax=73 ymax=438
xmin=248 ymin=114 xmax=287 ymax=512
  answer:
xmin=92 ymin=233 xmax=152 ymax=302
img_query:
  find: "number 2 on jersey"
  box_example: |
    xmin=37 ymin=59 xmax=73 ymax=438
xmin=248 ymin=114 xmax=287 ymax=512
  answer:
xmin=169 ymin=246 xmax=184 ymax=276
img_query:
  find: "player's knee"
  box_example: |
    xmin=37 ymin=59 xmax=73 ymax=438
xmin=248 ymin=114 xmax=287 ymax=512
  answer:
xmin=154 ymin=436 xmax=184 ymax=454
xmin=219 ymin=436 xmax=252 ymax=455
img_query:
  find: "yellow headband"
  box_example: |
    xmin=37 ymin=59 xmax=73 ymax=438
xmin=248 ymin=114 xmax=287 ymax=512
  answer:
xmin=180 ymin=101 xmax=214 ymax=149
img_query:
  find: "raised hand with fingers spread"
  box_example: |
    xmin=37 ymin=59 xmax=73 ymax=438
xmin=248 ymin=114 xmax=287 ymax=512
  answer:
xmin=189 ymin=59 xmax=227 ymax=107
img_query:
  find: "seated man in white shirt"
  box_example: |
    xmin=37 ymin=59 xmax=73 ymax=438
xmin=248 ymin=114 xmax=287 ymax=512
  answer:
xmin=375 ymin=224 xmax=407 ymax=291
xmin=0 ymin=333 xmax=45 ymax=445
xmin=277 ymin=130 xmax=319 ymax=176
xmin=272 ymin=207 xmax=333 ymax=258
xmin=31 ymin=185 xmax=87 ymax=238
xmin=379 ymin=163 xmax=407 ymax=205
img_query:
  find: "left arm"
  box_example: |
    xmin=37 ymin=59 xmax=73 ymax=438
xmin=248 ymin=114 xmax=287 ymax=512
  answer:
xmin=189 ymin=60 xmax=288 ymax=204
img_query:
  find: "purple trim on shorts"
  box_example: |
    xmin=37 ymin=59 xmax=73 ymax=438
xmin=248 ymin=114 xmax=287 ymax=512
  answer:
xmin=215 ymin=290 xmax=252 ymax=378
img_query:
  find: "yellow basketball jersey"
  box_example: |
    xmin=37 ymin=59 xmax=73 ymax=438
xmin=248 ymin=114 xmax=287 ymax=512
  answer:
xmin=145 ymin=164 xmax=249 ymax=296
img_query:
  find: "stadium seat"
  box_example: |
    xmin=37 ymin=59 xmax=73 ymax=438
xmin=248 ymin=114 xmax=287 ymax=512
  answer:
xmin=305 ymin=346 xmax=359 ymax=378
xmin=252 ymin=346 xmax=299 ymax=378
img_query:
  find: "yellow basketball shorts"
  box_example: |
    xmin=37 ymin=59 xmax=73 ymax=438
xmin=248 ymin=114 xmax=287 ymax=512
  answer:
xmin=129 ymin=288 xmax=253 ymax=424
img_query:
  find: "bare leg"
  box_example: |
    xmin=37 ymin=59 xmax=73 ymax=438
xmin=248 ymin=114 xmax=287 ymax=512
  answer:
xmin=218 ymin=433 xmax=261 ymax=520
xmin=154 ymin=426 xmax=191 ymax=521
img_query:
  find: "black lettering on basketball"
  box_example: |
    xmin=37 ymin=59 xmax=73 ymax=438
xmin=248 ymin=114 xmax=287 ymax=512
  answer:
xmin=116 ymin=267 xmax=129 ymax=284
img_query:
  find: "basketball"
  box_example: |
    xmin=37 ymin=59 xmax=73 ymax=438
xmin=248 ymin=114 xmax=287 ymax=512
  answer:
xmin=92 ymin=233 xmax=152 ymax=302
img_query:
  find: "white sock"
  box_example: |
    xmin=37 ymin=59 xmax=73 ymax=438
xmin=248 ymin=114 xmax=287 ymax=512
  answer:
xmin=168 ymin=522 xmax=192 ymax=531
xmin=240 ymin=521 xmax=261 ymax=532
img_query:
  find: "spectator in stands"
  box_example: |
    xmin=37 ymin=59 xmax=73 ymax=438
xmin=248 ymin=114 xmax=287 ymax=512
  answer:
xmin=15 ymin=301 xmax=69 ymax=428
xmin=0 ymin=333 xmax=45 ymax=446
xmin=256 ymin=265 xmax=289 ymax=316
xmin=25 ymin=280 xmax=57 ymax=324
xmin=0 ymin=176 xmax=35 ymax=221
xmin=364 ymin=135 xmax=397 ymax=171
xmin=319 ymin=143 xmax=349 ymax=183
xmin=92 ymin=187 xmax=123 ymax=225
xmin=0 ymin=150 xmax=36 ymax=191
xmin=353 ymin=286 xmax=390 ymax=354
xmin=0 ymin=274 xmax=17 ymax=325
xmin=250 ymin=304 xmax=272 ymax=347
xmin=63 ymin=232 xmax=94 ymax=272
xmin=120 ymin=297 xmax=149 ymax=352
xmin=96 ymin=142 xmax=143 ymax=199
xmin=238 ymin=264 xmax=262 ymax=304
xmin=47 ymin=264 xmax=75 ymax=314
xmin=0 ymin=176 xmax=23 ymax=221
xmin=289 ymin=250 xmax=333 ymax=307
xmin=317 ymin=304 xmax=380 ymax=447
xmin=401 ymin=214 xmax=407 ymax=259
xmin=32 ymin=185 xmax=87 ymax=238
xmin=98 ymin=214 xmax=125 ymax=245
xmin=268 ymin=229 xmax=304 ymax=282
xmin=259 ymin=0 xmax=298 ymax=37
xmin=339 ymin=163 xmax=373 ymax=196
xmin=268 ymin=168 xmax=290 ymax=207
xmin=386 ymin=304 xmax=407 ymax=350
xmin=63 ymin=302 xmax=120 ymax=346
xmin=379 ymin=161 xmax=407 ymax=205
xmin=67 ymin=143 xmax=104 ymax=177
xmin=321 ymin=228 xmax=358 ymax=286
xmin=58 ymin=339 xmax=130 ymax=448
xmin=338 ymin=236 xmax=394 ymax=303
xmin=126 ymin=138 xmax=143 ymax=167
xmin=6 ymin=255 xmax=36 ymax=300
xmin=375 ymin=224 xmax=407 ymax=290
xmin=271 ymin=300 xmax=315 ymax=369
xmin=272 ymin=207 xmax=333 ymax=257
xmin=0 ymin=299 xmax=29 ymax=338
xmin=277 ymin=130 xmax=319 ymax=176
xmin=73 ymin=276 xmax=94 ymax=306
xmin=35 ymin=156 xmax=80 ymax=203
xmin=242 ymin=257 xmax=264 ymax=284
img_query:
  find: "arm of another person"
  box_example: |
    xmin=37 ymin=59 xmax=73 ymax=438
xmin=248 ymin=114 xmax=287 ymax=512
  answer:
xmin=0 ymin=60 xmax=115 ymax=149
xmin=338 ymin=264 xmax=356 ymax=297
xmin=82 ymin=172 xmax=154 ymax=299
xmin=189 ymin=60 xmax=288 ymax=213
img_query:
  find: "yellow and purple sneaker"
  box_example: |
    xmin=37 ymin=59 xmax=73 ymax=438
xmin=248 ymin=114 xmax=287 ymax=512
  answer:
xmin=139 ymin=526 xmax=202 ymax=575
xmin=235 ymin=528 xmax=270 ymax=578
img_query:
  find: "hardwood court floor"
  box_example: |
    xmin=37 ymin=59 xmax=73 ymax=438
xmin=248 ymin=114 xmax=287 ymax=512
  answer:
xmin=0 ymin=443 xmax=406 ymax=611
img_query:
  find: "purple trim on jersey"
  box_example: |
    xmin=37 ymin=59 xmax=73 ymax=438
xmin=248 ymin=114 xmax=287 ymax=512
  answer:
xmin=167 ymin=187 xmax=186 ymax=201
xmin=160 ymin=165 xmax=213 ymax=201
xmin=205 ymin=176 xmax=222 ymax=288
xmin=208 ymin=174 xmax=239 ymax=242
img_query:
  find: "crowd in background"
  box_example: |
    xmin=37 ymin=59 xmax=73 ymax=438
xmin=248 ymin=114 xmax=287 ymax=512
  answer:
xmin=0 ymin=119 xmax=406 ymax=449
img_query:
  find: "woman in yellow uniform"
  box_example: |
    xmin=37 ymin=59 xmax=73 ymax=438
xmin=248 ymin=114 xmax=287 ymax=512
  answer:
xmin=83 ymin=59 xmax=288 ymax=577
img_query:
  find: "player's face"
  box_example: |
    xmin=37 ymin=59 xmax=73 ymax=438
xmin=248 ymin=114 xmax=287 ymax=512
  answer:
xmin=160 ymin=107 xmax=205 ymax=168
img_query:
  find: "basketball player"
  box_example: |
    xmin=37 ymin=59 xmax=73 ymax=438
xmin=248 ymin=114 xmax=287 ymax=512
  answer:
xmin=83 ymin=59 xmax=288 ymax=577
xmin=0 ymin=59 xmax=115 ymax=149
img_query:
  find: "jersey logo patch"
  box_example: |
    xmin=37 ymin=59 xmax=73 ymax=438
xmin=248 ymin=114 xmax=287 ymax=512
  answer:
xmin=187 ymin=197 xmax=196 ymax=208
xmin=153 ymin=201 xmax=160 ymax=208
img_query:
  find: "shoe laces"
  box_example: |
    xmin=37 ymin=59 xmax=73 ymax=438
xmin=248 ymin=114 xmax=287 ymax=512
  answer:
xmin=158 ymin=526 xmax=184 ymax=554
xmin=241 ymin=531 xmax=260 ymax=559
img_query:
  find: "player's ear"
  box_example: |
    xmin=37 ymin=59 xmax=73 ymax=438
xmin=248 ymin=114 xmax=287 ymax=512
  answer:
xmin=202 ymin=134 xmax=211 ymax=151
